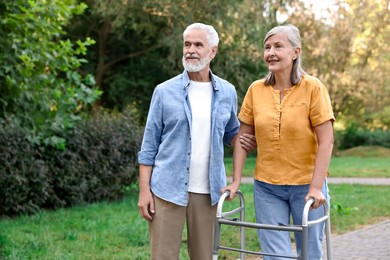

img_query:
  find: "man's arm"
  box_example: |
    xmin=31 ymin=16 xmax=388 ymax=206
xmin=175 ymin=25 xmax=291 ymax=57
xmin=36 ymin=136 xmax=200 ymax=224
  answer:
xmin=138 ymin=164 xmax=154 ymax=221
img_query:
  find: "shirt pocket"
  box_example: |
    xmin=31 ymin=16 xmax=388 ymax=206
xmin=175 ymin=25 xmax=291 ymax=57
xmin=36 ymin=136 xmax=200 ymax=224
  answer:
xmin=282 ymin=102 xmax=310 ymax=137
xmin=215 ymin=105 xmax=231 ymax=131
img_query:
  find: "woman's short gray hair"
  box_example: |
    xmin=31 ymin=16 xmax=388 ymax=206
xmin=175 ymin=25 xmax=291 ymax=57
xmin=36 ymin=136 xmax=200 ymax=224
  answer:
xmin=263 ymin=24 xmax=306 ymax=85
xmin=183 ymin=23 xmax=219 ymax=47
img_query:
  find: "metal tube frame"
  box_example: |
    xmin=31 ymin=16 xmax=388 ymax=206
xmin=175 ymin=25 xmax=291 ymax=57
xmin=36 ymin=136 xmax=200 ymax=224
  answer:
xmin=212 ymin=190 xmax=332 ymax=260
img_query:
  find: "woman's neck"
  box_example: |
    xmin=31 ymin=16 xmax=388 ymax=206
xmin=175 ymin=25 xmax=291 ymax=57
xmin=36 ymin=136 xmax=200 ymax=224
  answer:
xmin=273 ymin=72 xmax=292 ymax=90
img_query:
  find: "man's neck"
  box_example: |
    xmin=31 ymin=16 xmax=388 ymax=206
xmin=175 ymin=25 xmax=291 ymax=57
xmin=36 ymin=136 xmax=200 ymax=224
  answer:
xmin=187 ymin=67 xmax=211 ymax=82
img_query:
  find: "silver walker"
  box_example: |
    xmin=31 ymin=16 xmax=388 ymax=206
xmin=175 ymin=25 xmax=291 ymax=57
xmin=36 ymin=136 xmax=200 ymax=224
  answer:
xmin=212 ymin=190 xmax=332 ymax=259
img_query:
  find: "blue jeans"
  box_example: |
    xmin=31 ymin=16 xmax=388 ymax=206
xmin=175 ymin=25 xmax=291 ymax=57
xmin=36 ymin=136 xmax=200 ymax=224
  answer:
xmin=253 ymin=180 xmax=329 ymax=260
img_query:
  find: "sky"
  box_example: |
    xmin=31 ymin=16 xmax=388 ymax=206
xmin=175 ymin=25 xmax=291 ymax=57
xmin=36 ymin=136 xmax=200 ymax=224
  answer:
xmin=277 ymin=0 xmax=339 ymax=24
xmin=302 ymin=0 xmax=338 ymax=19
xmin=303 ymin=0 xmax=336 ymax=12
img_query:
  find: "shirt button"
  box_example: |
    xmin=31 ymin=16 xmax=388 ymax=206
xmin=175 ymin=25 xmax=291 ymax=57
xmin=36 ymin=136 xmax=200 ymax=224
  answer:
xmin=188 ymin=153 xmax=190 ymax=155
xmin=185 ymin=183 xmax=187 ymax=185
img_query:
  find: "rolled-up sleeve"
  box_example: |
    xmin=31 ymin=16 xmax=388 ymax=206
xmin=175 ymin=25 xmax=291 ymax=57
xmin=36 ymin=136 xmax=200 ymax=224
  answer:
xmin=238 ymin=85 xmax=255 ymax=126
xmin=137 ymin=87 xmax=163 ymax=165
xmin=310 ymin=80 xmax=335 ymax=127
xmin=223 ymin=88 xmax=240 ymax=146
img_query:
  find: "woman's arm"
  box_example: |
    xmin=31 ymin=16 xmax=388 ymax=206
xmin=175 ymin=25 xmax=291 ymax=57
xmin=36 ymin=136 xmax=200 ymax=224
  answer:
xmin=221 ymin=122 xmax=255 ymax=200
xmin=306 ymin=120 xmax=334 ymax=209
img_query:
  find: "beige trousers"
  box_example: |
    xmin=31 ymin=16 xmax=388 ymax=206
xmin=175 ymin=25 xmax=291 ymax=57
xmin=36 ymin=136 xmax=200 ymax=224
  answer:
xmin=149 ymin=193 xmax=217 ymax=260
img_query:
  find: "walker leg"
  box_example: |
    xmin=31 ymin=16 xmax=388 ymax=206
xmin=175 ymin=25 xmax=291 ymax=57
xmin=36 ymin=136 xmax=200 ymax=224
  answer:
xmin=302 ymin=225 xmax=309 ymax=260
xmin=325 ymin=216 xmax=332 ymax=260
xmin=240 ymin=208 xmax=245 ymax=260
xmin=212 ymin=220 xmax=221 ymax=259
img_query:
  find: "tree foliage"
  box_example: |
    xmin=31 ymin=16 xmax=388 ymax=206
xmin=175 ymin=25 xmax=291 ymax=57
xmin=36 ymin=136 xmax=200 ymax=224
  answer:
xmin=67 ymin=0 xmax=288 ymax=122
xmin=2 ymin=0 xmax=389 ymax=131
xmin=0 ymin=0 xmax=101 ymax=146
xmin=287 ymin=0 xmax=390 ymax=129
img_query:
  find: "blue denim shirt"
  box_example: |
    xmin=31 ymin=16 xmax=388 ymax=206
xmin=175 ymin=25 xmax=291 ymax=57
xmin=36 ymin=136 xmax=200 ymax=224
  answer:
xmin=138 ymin=70 xmax=239 ymax=206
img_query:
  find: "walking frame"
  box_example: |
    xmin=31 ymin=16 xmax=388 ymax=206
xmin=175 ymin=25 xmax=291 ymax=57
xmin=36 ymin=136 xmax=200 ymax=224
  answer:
xmin=212 ymin=190 xmax=332 ymax=260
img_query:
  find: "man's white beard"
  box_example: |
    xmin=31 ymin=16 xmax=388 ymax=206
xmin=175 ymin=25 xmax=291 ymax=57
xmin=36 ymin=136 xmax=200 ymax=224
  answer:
xmin=182 ymin=55 xmax=211 ymax=72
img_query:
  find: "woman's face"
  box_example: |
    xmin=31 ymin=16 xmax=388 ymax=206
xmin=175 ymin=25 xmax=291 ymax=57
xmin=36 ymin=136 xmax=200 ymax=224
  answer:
xmin=263 ymin=32 xmax=299 ymax=75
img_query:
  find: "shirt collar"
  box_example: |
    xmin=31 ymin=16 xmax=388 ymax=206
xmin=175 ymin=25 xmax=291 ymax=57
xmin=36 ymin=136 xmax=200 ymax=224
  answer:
xmin=181 ymin=70 xmax=218 ymax=91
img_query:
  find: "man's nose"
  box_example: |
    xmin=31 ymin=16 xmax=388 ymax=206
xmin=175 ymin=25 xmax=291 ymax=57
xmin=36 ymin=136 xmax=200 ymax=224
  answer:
xmin=188 ymin=44 xmax=198 ymax=53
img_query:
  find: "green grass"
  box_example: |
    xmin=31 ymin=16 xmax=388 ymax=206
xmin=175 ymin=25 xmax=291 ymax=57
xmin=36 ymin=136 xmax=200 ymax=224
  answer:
xmin=0 ymin=195 xmax=150 ymax=259
xmin=224 ymin=148 xmax=390 ymax=178
xmin=328 ymin=157 xmax=390 ymax=177
xmin=328 ymin=184 xmax=390 ymax=233
xmin=1 ymin=146 xmax=390 ymax=259
xmin=1 ymin=183 xmax=390 ymax=260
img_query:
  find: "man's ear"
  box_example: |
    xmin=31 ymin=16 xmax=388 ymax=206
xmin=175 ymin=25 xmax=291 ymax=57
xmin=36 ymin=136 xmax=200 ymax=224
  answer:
xmin=210 ymin=46 xmax=218 ymax=59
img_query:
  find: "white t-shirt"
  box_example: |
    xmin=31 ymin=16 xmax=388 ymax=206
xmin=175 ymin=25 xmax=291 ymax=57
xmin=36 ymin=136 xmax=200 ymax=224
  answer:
xmin=188 ymin=80 xmax=212 ymax=194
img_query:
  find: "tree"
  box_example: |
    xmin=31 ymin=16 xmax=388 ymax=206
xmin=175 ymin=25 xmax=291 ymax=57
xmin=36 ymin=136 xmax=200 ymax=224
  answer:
xmin=67 ymin=0 xmax=282 ymax=122
xmin=287 ymin=0 xmax=390 ymax=129
xmin=0 ymin=0 xmax=101 ymax=147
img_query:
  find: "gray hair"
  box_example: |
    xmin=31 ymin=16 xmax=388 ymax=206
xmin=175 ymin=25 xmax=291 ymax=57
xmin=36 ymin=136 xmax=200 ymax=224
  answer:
xmin=183 ymin=23 xmax=219 ymax=47
xmin=263 ymin=24 xmax=306 ymax=85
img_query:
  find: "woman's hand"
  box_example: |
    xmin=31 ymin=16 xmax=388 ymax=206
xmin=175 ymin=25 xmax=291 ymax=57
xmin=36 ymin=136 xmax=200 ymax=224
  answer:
xmin=305 ymin=188 xmax=326 ymax=209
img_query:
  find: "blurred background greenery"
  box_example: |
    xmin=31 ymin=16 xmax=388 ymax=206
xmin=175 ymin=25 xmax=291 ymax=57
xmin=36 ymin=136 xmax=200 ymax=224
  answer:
xmin=1 ymin=0 xmax=389 ymax=215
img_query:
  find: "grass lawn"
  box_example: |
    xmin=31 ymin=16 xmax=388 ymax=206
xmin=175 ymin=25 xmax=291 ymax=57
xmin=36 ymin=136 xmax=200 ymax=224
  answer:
xmin=1 ymin=146 xmax=390 ymax=259
xmin=224 ymin=147 xmax=390 ymax=178
xmin=1 ymin=183 xmax=390 ymax=259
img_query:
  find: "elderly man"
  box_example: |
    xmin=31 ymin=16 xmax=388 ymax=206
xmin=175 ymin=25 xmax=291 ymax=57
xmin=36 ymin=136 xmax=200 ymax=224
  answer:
xmin=137 ymin=22 xmax=255 ymax=260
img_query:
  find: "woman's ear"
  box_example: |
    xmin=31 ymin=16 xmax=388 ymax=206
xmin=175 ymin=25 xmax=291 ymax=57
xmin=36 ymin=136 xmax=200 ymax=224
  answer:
xmin=293 ymin=47 xmax=301 ymax=60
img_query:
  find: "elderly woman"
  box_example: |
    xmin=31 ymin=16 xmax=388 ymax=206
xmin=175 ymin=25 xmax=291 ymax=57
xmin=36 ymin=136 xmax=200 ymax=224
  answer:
xmin=224 ymin=24 xmax=335 ymax=259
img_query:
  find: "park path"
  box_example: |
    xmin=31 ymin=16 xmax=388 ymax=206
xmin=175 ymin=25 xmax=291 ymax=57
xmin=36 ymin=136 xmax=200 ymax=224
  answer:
xmin=323 ymin=219 xmax=390 ymax=259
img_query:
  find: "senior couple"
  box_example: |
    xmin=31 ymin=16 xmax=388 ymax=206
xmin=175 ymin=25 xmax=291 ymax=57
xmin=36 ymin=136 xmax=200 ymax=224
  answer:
xmin=138 ymin=22 xmax=334 ymax=260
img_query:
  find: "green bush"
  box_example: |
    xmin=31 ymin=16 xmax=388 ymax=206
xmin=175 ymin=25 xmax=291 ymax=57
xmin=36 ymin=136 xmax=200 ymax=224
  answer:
xmin=337 ymin=124 xmax=390 ymax=150
xmin=0 ymin=109 xmax=141 ymax=217
xmin=0 ymin=120 xmax=50 ymax=215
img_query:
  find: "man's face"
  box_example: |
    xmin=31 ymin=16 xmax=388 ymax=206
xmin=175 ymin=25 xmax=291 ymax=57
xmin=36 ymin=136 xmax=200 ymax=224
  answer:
xmin=182 ymin=29 xmax=217 ymax=72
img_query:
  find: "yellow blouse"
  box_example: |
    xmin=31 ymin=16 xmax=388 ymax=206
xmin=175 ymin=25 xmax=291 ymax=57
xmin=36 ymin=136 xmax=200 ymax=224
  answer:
xmin=238 ymin=75 xmax=335 ymax=185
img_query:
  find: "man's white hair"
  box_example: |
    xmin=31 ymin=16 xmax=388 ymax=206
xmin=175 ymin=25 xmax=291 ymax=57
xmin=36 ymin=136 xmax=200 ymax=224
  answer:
xmin=183 ymin=23 xmax=219 ymax=47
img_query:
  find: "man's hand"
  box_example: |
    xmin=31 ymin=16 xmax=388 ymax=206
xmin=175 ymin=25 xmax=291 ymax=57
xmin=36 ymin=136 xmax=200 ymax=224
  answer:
xmin=239 ymin=133 xmax=257 ymax=152
xmin=138 ymin=190 xmax=155 ymax=221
